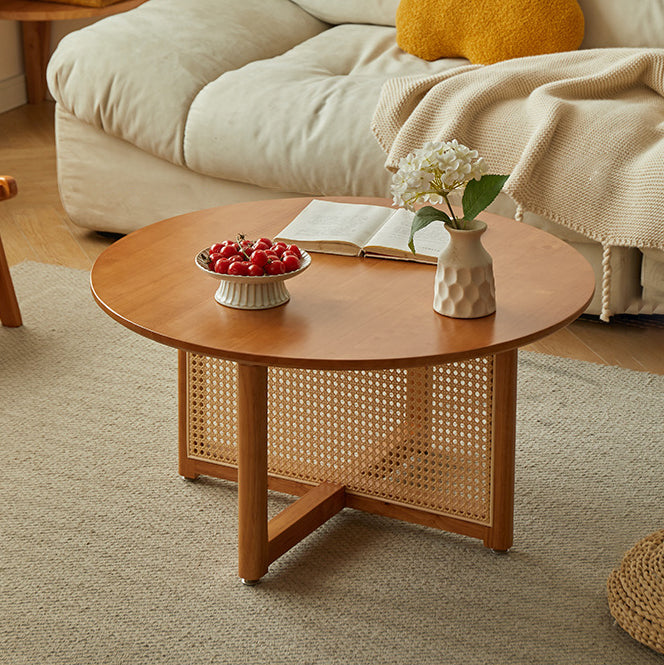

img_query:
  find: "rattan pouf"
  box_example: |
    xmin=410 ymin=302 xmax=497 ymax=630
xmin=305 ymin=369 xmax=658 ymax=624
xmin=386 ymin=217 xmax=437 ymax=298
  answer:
xmin=607 ymin=530 xmax=664 ymax=654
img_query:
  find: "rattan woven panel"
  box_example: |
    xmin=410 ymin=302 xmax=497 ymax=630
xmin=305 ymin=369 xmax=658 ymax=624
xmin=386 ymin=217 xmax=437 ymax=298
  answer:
xmin=185 ymin=353 xmax=495 ymax=524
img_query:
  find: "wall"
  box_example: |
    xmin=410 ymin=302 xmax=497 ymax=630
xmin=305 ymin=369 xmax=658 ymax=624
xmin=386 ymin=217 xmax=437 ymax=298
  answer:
xmin=0 ymin=20 xmax=24 ymax=112
xmin=0 ymin=17 xmax=96 ymax=113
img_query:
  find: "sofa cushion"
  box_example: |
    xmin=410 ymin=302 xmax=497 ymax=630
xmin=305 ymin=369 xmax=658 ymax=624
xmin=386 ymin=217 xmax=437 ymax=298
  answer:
xmin=578 ymin=0 xmax=664 ymax=48
xmin=395 ymin=0 xmax=584 ymax=65
xmin=46 ymin=0 xmax=327 ymax=167
xmin=290 ymin=0 xmax=398 ymax=26
xmin=183 ymin=24 xmax=467 ymax=197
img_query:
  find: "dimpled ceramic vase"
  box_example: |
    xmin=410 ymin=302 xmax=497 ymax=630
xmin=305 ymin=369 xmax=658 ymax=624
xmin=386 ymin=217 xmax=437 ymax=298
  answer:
xmin=433 ymin=220 xmax=496 ymax=318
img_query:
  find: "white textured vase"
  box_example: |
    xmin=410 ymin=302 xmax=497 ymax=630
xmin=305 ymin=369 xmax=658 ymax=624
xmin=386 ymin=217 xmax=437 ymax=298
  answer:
xmin=433 ymin=220 xmax=496 ymax=318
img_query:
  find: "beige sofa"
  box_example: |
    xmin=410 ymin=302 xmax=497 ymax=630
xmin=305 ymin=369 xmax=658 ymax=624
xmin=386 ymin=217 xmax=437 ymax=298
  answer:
xmin=46 ymin=0 xmax=664 ymax=318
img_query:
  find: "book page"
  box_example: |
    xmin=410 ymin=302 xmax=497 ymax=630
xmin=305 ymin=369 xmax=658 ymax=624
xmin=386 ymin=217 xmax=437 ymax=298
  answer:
xmin=364 ymin=208 xmax=449 ymax=263
xmin=274 ymin=199 xmax=392 ymax=256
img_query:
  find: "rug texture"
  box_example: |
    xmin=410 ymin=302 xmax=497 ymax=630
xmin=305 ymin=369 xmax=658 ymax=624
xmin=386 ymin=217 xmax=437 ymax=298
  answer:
xmin=1 ymin=262 xmax=663 ymax=665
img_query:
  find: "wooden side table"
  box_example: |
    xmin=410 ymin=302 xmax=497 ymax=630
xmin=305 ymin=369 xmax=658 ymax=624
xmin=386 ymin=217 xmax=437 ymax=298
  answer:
xmin=0 ymin=0 xmax=147 ymax=104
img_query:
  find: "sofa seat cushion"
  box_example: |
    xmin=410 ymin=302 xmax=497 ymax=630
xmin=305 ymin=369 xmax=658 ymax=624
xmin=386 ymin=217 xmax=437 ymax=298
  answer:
xmin=184 ymin=24 xmax=467 ymax=197
xmin=47 ymin=0 xmax=326 ymax=167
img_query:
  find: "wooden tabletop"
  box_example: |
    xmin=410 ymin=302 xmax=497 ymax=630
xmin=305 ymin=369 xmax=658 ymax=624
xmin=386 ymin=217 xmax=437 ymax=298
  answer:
xmin=0 ymin=0 xmax=145 ymax=21
xmin=90 ymin=197 xmax=595 ymax=370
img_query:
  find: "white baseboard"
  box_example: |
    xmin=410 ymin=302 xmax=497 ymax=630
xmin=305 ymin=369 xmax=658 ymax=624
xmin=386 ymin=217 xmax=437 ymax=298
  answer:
xmin=0 ymin=75 xmax=27 ymax=113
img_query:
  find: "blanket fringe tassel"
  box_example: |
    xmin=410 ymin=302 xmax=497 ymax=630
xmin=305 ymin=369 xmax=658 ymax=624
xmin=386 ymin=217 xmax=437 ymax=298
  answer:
xmin=514 ymin=202 xmax=611 ymax=322
xmin=514 ymin=204 xmax=524 ymax=224
xmin=600 ymin=244 xmax=613 ymax=322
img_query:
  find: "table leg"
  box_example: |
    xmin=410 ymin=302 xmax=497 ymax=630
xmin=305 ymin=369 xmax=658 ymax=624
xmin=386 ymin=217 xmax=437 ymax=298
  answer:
xmin=405 ymin=365 xmax=433 ymax=447
xmin=484 ymin=349 xmax=518 ymax=551
xmin=177 ymin=350 xmax=199 ymax=480
xmin=20 ymin=20 xmax=51 ymax=104
xmin=237 ymin=363 xmax=269 ymax=584
xmin=179 ymin=353 xmax=347 ymax=583
xmin=0 ymin=235 xmax=22 ymax=327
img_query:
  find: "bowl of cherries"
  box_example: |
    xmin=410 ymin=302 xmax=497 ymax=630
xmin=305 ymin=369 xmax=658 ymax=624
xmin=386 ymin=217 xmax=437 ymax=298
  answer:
xmin=195 ymin=235 xmax=311 ymax=309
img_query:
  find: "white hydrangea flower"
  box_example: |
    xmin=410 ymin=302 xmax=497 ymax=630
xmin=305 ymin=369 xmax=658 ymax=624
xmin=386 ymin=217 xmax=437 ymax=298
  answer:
xmin=390 ymin=140 xmax=487 ymax=211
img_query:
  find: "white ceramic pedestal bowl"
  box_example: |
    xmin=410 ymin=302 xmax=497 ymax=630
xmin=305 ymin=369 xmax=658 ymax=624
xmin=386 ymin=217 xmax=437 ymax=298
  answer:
xmin=195 ymin=249 xmax=311 ymax=310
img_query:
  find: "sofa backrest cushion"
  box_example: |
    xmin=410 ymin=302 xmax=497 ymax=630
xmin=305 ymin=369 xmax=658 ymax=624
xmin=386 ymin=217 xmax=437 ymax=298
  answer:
xmin=47 ymin=0 xmax=327 ymax=168
xmin=577 ymin=0 xmax=664 ymax=48
xmin=290 ymin=0 xmax=398 ymax=26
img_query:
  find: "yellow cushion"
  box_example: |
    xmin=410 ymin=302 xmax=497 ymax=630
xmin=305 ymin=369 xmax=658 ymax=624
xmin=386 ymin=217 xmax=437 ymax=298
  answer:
xmin=396 ymin=0 xmax=585 ymax=65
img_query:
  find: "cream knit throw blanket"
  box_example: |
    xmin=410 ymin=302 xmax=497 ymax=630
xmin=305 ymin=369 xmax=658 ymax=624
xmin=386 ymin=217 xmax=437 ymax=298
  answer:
xmin=371 ymin=48 xmax=664 ymax=321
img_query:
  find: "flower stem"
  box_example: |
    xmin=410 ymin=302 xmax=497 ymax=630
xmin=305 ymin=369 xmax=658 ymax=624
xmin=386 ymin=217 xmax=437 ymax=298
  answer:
xmin=442 ymin=193 xmax=459 ymax=229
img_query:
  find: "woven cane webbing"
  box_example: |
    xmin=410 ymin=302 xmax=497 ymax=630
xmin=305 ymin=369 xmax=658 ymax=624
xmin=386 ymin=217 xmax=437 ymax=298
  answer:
xmin=185 ymin=353 xmax=495 ymax=524
xmin=607 ymin=530 xmax=664 ymax=655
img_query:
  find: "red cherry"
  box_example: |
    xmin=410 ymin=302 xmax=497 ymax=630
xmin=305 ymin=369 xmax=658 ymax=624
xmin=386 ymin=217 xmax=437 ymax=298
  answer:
xmin=213 ymin=258 xmax=231 ymax=274
xmin=210 ymin=243 xmax=224 ymax=254
xmin=247 ymin=264 xmax=265 ymax=276
xmin=220 ymin=243 xmax=240 ymax=258
xmin=227 ymin=261 xmax=249 ymax=276
xmin=286 ymin=244 xmax=301 ymax=258
xmin=282 ymin=254 xmax=300 ymax=273
xmin=265 ymin=260 xmax=285 ymax=275
xmin=251 ymin=250 xmax=269 ymax=268
xmin=252 ymin=240 xmax=271 ymax=252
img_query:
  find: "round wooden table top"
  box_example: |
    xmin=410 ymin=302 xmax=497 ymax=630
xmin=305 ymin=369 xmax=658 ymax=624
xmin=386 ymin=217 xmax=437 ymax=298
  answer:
xmin=0 ymin=0 xmax=145 ymax=21
xmin=90 ymin=197 xmax=595 ymax=370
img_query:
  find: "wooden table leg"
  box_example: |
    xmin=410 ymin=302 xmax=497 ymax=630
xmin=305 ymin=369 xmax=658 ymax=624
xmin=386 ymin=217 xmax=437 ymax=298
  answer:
xmin=237 ymin=363 xmax=269 ymax=584
xmin=406 ymin=365 xmax=434 ymax=446
xmin=177 ymin=350 xmax=199 ymax=480
xmin=484 ymin=349 xmax=518 ymax=551
xmin=0 ymin=234 xmax=22 ymax=327
xmin=179 ymin=355 xmax=345 ymax=584
xmin=20 ymin=20 xmax=51 ymax=104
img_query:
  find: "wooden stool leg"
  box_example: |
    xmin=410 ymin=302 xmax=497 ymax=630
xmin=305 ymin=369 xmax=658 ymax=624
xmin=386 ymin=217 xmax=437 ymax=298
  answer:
xmin=0 ymin=235 xmax=22 ymax=327
xmin=21 ymin=20 xmax=51 ymax=104
xmin=237 ymin=363 xmax=269 ymax=584
xmin=484 ymin=349 xmax=518 ymax=551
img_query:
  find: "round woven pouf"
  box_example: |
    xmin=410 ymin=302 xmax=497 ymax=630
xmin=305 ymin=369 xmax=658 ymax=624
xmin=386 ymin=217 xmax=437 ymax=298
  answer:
xmin=607 ymin=530 xmax=664 ymax=654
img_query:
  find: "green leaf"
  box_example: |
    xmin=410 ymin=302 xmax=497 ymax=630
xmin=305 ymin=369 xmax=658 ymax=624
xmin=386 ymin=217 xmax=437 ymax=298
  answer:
xmin=408 ymin=206 xmax=452 ymax=254
xmin=461 ymin=175 xmax=509 ymax=222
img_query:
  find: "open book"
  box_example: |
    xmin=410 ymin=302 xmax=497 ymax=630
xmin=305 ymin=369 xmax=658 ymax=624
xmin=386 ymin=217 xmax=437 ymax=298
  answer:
xmin=274 ymin=199 xmax=449 ymax=264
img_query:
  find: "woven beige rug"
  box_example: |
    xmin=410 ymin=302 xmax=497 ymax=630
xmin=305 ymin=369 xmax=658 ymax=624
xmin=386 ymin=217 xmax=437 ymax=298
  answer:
xmin=1 ymin=262 xmax=663 ymax=665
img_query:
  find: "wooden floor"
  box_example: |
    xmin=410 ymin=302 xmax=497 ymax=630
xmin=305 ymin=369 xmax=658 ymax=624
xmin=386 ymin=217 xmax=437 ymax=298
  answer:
xmin=1 ymin=101 xmax=663 ymax=374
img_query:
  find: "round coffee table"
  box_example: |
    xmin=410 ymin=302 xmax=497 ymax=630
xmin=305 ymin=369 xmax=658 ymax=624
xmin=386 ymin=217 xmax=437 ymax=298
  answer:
xmin=91 ymin=196 xmax=595 ymax=584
